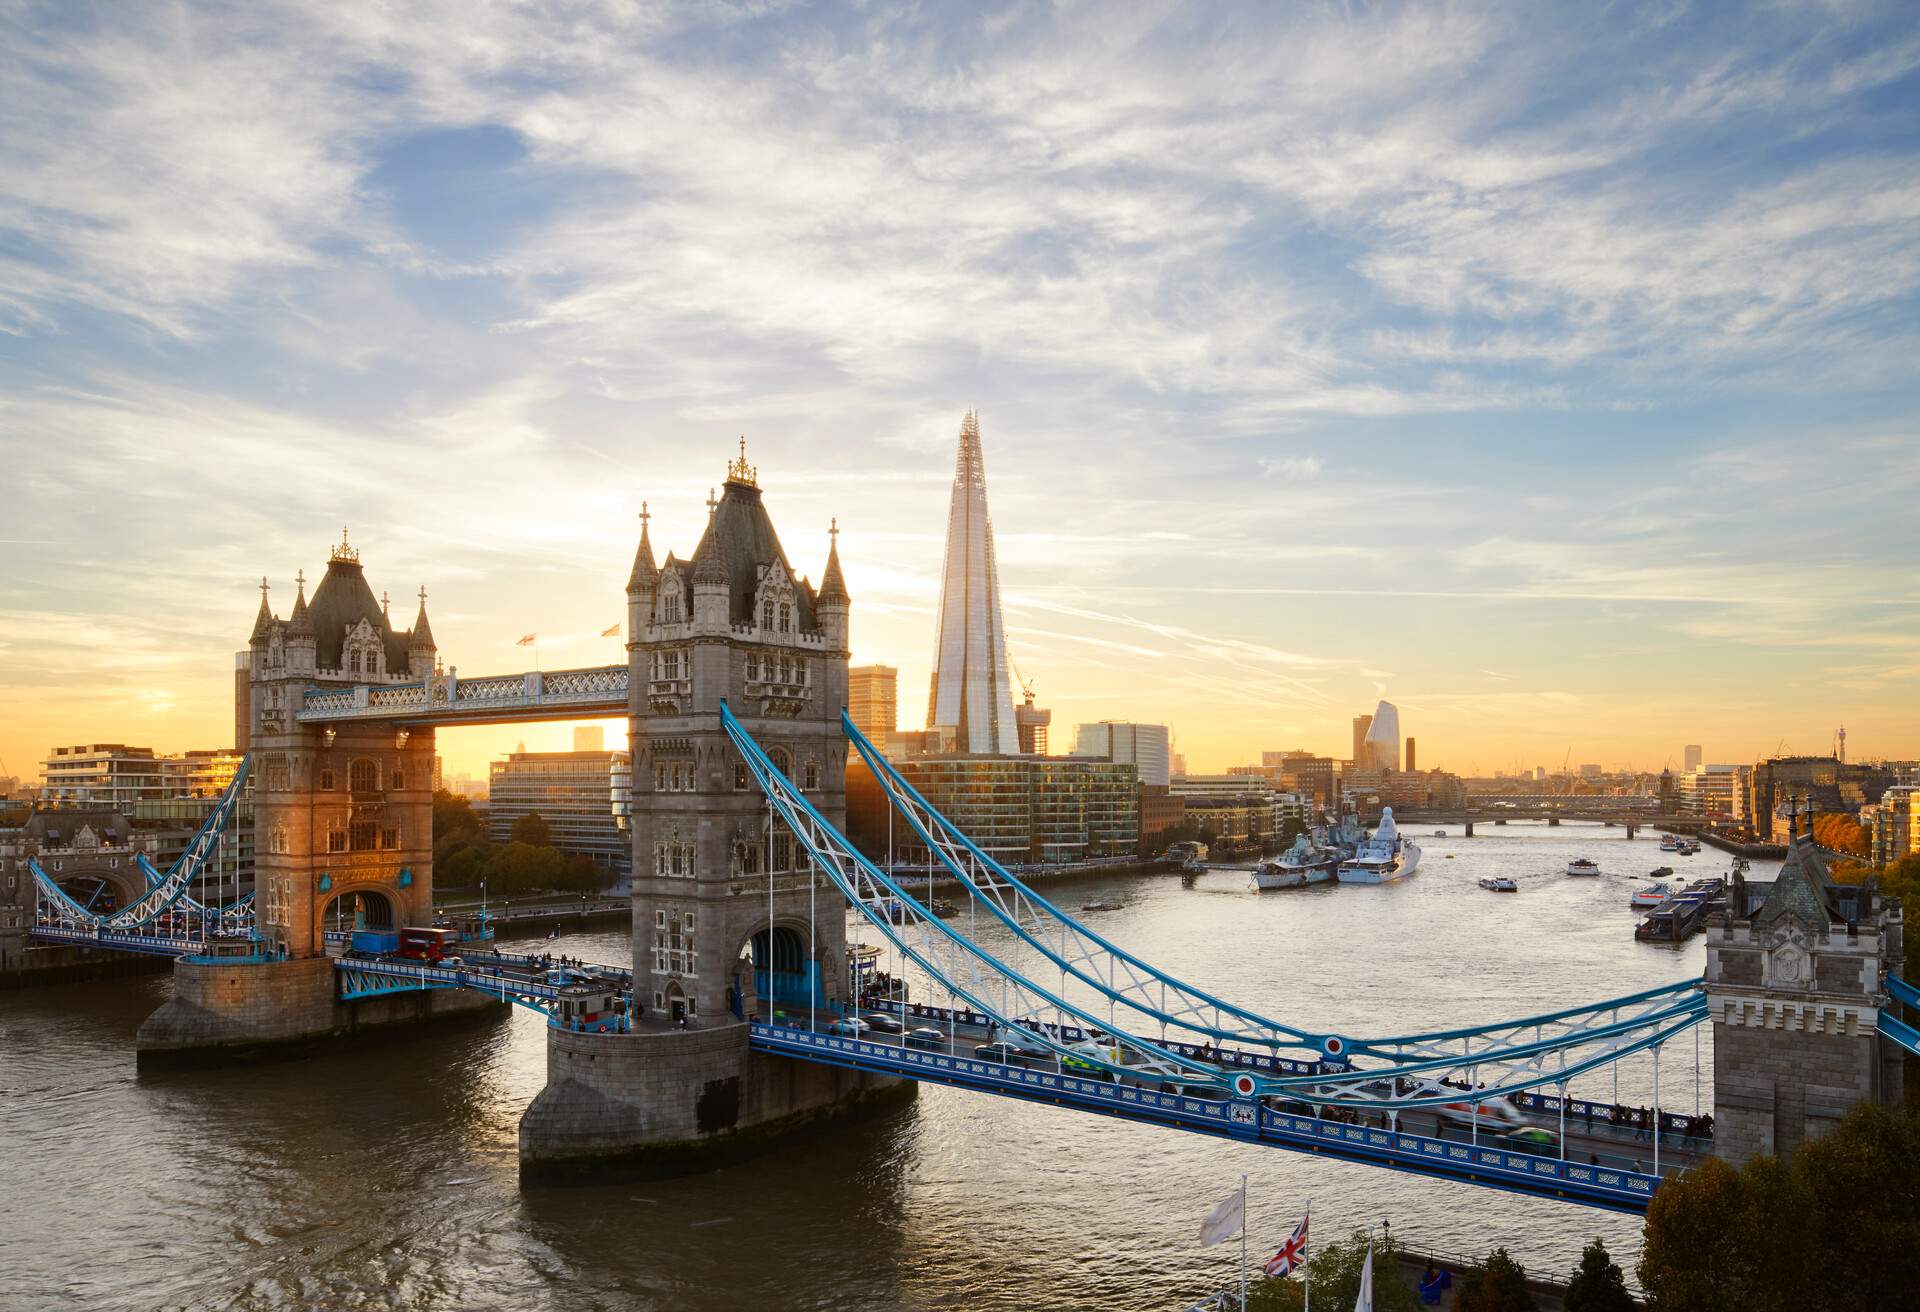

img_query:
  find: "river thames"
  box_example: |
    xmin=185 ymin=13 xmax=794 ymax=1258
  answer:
xmin=0 ymin=823 xmax=1771 ymax=1311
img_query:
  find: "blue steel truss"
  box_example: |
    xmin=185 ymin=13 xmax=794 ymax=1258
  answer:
xmin=1884 ymin=974 xmax=1920 ymax=1057
xmin=332 ymin=952 xmax=630 ymax=1031
xmin=31 ymin=756 xmax=257 ymax=949
xmin=837 ymin=709 xmax=1706 ymax=1112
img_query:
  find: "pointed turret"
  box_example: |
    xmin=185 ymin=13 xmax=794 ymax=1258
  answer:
xmin=285 ymin=570 xmax=316 ymax=675
xmin=288 ymin=572 xmax=313 ymax=636
xmin=1753 ymin=834 xmax=1836 ymax=930
xmin=250 ymin=577 xmax=276 ymax=644
xmin=627 ymin=502 xmax=659 ymax=595
xmin=817 ymin=517 xmax=850 ymax=607
xmin=409 ymin=585 xmax=436 ymax=673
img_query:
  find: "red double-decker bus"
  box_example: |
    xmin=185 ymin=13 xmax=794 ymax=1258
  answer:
xmin=396 ymin=926 xmax=459 ymax=963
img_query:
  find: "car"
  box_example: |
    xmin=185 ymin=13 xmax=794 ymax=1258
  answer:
xmin=973 ymin=1041 xmax=1030 ymax=1067
xmin=904 ymin=1027 xmax=946 ymax=1052
xmin=827 ymin=1018 xmax=871 ymax=1038
xmin=861 ymin=1012 xmax=904 ymax=1034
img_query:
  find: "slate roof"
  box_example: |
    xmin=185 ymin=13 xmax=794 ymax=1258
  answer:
xmin=1753 ymin=835 xmax=1837 ymax=928
xmin=686 ymin=479 xmax=818 ymax=628
xmin=306 ymin=557 xmax=415 ymax=674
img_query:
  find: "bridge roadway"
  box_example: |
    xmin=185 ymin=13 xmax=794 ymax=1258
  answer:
xmin=752 ymin=1018 xmax=1667 ymax=1213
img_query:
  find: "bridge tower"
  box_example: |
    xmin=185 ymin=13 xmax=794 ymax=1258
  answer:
xmin=520 ymin=444 xmax=904 ymax=1181
xmin=138 ymin=534 xmax=495 ymax=1066
xmin=240 ymin=532 xmax=440 ymax=956
xmin=1705 ymin=830 xmax=1905 ymax=1165
xmin=622 ymin=448 xmax=852 ymax=1025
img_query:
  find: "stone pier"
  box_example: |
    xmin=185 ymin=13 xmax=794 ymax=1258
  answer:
xmin=136 ymin=956 xmax=503 ymax=1071
xmin=518 ymin=1021 xmax=911 ymax=1183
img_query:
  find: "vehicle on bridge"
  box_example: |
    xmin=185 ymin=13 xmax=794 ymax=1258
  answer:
xmin=396 ymin=926 xmax=459 ymax=963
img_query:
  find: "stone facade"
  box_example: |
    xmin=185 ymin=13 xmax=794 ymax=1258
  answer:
xmin=0 ymin=810 xmax=158 ymax=973
xmin=136 ymin=955 xmax=502 ymax=1070
xmin=244 ymin=534 xmax=439 ymax=957
xmin=623 ymin=450 xmax=851 ymax=1025
xmin=518 ymin=1021 xmax=909 ymax=1182
xmin=1706 ymin=835 xmax=1905 ymax=1164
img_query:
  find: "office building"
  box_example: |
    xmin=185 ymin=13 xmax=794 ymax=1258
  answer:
xmin=1015 ymin=692 xmax=1052 ymax=755
xmin=1351 ymin=715 xmax=1372 ymax=766
xmin=1361 ymin=701 xmax=1400 ymax=771
xmin=1677 ymin=765 xmax=1751 ymax=821
xmin=1683 ymin=744 xmax=1703 ymax=774
xmin=926 ymin=411 xmax=1019 ymax=754
xmin=1874 ymin=785 xmax=1919 ymax=866
xmin=1405 ymin=737 xmax=1417 ymax=773
xmin=1169 ymin=775 xmax=1310 ymax=849
xmin=848 ymin=664 xmax=899 ymax=744
xmin=1268 ymin=751 xmax=1336 ymax=811
xmin=39 ymin=744 xmax=241 ymax=808
xmin=489 ymin=748 xmax=633 ymax=875
xmin=1749 ymin=756 xmax=1896 ymax=843
xmin=846 ymin=754 xmax=1138 ymax=866
xmin=1073 ymin=721 xmax=1171 ymax=787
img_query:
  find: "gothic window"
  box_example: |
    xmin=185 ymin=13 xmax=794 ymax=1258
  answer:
xmin=380 ymin=827 xmax=399 ymax=850
xmin=350 ymin=821 xmax=377 ymax=851
xmin=779 ymin=603 xmax=792 ymax=633
xmin=391 ymin=766 xmax=405 ymax=790
xmin=654 ymin=765 xmax=666 ymax=791
xmin=348 ymin=651 xmax=360 ymax=674
xmin=655 ymin=910 xmax=666 ymax=928
xmin=265 ymin=756 xmax=290 ymax=792
xmin=349 ymin=759 xmax=379 ymax=794
xmin=270 ymin=827 xmax=289 ymax=855
xmin=687 ymin=995 xmax=698 ymax=1016
xmin=684 ymin=912 xmax=696 ymax=931
xmin=762 ymin=599 xmax=775 ymax=630
xmin=673 ymin=764 xmax=685 ymax=791
xmin=319 ymin=767 xmax=336 ymax=791
xmin=804 ymin=759 xmax=821 ymax=790
xmin=661 ymin=586 xmax=683 ymax=623
xmin=328 ymin=828 xmax=347 ymax=854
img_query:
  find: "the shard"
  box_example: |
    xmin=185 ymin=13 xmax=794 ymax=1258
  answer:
xmin=927 ymin=411 xmax=1020 ymax=754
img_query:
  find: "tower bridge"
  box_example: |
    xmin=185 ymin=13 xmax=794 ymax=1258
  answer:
xmin=14 ymin=437 xmax=1911 ymax=1214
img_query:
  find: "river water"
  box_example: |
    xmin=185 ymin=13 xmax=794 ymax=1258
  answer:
xmin=0 ymin=825 xmax=1771 ymax=1311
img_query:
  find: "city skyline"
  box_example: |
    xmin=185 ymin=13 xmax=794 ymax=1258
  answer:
xmin=4 ymin=4 xmax=1920 ymax=782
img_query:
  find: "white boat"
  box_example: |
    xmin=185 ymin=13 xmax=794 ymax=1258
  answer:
xmin=1478 ymin=877 xmax=1518 ymax=893
xmin=1567 ymin=858 xmax=1601 ymax=877
xmin=1336 ymin=809 xmax=1421 ymax=884
xmin=1251 ymin=861 xmax=1305 ymax=890
xmin=1659 ymin=835 xmax=1680 ymax=852
xmin=1630 ymin=882 xmax=1672 ymax=909
xmin=1254 ymin=835 xmax=1340 ymax=890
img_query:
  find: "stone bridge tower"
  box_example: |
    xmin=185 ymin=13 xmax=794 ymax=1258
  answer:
xmin=624 ymin=443 xmax=851 ymax=1024
xmin=242 ymin=531 xmax=440 ymax=957
xmin=1706 ymin=830 xmax=1906 ymax=1165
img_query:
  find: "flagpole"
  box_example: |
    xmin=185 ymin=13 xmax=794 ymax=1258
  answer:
xmin=1239 ymin=1173 xmax=1248 ymax=1312
xmin=1303 ymin=1199 xmax=1311 ymax=1312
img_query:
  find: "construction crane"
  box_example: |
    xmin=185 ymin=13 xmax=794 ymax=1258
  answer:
xmin=1009 ymin=655 xmax=1037 ymax=704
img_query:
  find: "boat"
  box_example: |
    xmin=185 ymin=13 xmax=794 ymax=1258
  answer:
xmin=1336 ymin=808 xmax=1421 ymax=884
xmin=1567 ymin=858 xmax=1601 ymax=877
xmin=1254 ymin=834 xmax=1340 ymax=890
xmin=1432 ymin=830 xmax=1447 ymax=838
xmin=1251 ymin=861 xmax=1305 ymax=890
xmin=1659 ymin=835 xmax=1680 ymax=852
xmin=1081 ymin=899 xmax=1123 ymax=912
xmin=1647 ymin=865 xmax=1674 ymax=878
xmin=1630 ymin=882 xmax=1673 ymax=909
xmin=1478 ymin=877 xmax=1518 ymax=893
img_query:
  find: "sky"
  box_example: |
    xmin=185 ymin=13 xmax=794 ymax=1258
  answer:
xmin=2 ymin=0 xmax=1919 ymax=784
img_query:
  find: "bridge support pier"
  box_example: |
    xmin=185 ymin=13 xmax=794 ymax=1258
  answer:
xmin=135 ymin=956 xmax=504 ymax=1071
xmin=1462 ymin=821 xmax=1472 ymax=838
xmin=518 ymin=1021 xmax=911 ymax=1184
xmin=1548 ymin=815 xmax=1560 ymax=827
xmin=1627 ymin=822 xmax=1637 ymax=840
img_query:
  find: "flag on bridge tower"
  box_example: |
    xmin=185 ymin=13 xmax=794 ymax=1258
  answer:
xmin=517 ymin=633 xmax=537 ymax=646
xmin=601 ymin=622 xmax=621 ymax=637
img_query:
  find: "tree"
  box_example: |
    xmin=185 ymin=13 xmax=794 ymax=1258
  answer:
xmin=509 ymin=811 xmax=553 ymax=847
xmin=1639 ymin=1102 xmax=1920 ymax=1312
xmin=1563 ymin=1239 xmax=1632 ymax=1312
xmin=1455 ymin=1247 xmax=1535 ymax=1312
xmin=1242 ymin=1229 xmax=1422 ymax=1312
xmin=439 ymin=843 xmax=487 ymax=891
xmin=481 ymin=841 xmax=567 ymax=896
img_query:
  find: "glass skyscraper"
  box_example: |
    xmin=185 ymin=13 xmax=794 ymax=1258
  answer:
xmin=926 ymin=411 xmax=1020 ymax=754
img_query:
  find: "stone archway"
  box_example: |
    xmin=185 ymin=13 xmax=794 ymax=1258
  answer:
xmin=53 ymin=861 xmax=144 ymax=916
xmin=323 ymin=888 xmax=395 ymax=934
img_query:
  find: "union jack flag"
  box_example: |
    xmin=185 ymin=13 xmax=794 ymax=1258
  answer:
xmin=1263 ymin=1209 xmax=1309 ymax=1278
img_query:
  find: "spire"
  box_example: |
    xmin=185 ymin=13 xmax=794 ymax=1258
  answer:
xmin=627 ymin=501 xmax=659 ymax=592
xmin=250 ymin=576 xmax=275 ymax=642
xmin=817 ymin=517 xmax=850 ymax=606
xmin=410 ymin=585 xmax=435 ymax=649
xmin=927 ymin=411 xmax=1019 ymax=754
xmin=288 ymin=569 xmax=313 ymax=636
xmin=330 ymin=526 xmax=360 ymax=565
xmin=726 ymin=436 xmax=758 ymax=488
xmin=1754 ymin=832 xmax=1835 ymax=929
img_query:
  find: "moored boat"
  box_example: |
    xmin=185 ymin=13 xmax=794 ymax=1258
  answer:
xmin=1659 ymin=835 xmax=1680 ymax=852
xmin=1251 ymin=861 xmax=1306 ymax=890
xmin=1336 ymin=808 xmax=1421 ymax=884
xmin=1478 ymin=876 xmax=1518 ymax=893
xmin=1255 ymin=834 xmax=1341 ymax=890
xmin=1630 ymin=882 xmax=1672 ymax=909
xmin=1567 ymin=858 xmax=1601 ymax=877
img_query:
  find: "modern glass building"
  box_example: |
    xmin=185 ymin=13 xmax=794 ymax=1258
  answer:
xmin=847 ymin=755 xmax=1140 ymax=867
xmin=926 ymin=412 xmax=1020 ymax=755
xmin=488 ymin=748 xmax=633 ymax=874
